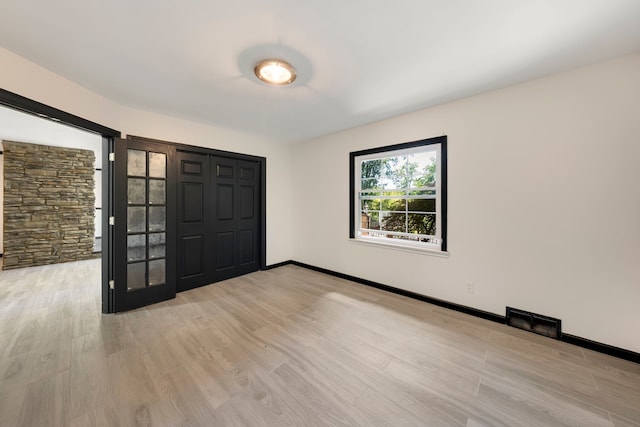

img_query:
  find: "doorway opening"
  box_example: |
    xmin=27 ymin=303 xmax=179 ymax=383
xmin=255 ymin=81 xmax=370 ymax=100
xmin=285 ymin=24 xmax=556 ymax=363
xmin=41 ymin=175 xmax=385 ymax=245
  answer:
xmin=0 ymin=88 xmax=120 ymax=313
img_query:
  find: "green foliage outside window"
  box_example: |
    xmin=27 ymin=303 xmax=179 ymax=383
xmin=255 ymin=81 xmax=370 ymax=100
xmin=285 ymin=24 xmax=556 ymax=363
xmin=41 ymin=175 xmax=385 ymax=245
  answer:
xmin=360 ymin=153 xmax=437 ymax=239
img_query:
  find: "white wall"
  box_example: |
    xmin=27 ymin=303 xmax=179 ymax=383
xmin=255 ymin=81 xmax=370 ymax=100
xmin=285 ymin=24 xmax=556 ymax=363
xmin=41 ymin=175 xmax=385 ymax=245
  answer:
xmin=291 ymin=53 xmax=640 ymax=353
xmin=0 ymin=46 xmax=293 ymax=265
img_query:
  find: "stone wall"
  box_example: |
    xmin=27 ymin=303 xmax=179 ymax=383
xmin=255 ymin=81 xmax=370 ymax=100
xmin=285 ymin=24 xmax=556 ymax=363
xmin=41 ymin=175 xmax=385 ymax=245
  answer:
xmin=3 ymin=141 xmax=96 ymax=269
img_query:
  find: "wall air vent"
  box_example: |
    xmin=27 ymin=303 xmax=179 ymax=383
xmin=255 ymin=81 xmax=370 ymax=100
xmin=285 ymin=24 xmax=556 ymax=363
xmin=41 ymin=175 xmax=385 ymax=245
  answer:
xmin=506 ymin=307 xmax=562 ymax=339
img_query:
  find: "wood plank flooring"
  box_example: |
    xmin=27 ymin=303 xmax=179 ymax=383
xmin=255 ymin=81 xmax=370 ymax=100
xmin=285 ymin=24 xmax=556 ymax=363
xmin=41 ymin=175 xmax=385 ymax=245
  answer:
xmin=1 ymin=259 xmax=639 ymax=426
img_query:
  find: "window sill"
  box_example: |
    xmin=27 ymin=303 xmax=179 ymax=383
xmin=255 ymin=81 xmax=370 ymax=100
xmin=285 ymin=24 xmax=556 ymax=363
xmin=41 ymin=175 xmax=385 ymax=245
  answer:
xmin=348 ymin=237 xmax=449 ymax=258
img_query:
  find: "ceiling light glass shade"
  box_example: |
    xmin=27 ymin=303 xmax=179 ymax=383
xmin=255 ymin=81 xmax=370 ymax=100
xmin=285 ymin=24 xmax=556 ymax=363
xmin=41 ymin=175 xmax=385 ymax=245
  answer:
xmin=254 ymin=60 xmax=296 ymax=85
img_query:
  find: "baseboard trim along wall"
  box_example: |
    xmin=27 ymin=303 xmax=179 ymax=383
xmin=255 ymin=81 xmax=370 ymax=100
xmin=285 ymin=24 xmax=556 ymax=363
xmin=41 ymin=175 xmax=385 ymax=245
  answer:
xmin=262 ymin=260 xmax=291 ymax=270
xmin=263 ymin=260 xmax=640 ymax=365
xmin=561 ymin=334 xmax=640 ymax=364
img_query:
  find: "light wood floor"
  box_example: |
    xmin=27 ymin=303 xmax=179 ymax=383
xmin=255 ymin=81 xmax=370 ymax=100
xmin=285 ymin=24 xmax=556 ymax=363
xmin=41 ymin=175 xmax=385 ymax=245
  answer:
xmin=0 ymin=260 xmax=639 ymax=427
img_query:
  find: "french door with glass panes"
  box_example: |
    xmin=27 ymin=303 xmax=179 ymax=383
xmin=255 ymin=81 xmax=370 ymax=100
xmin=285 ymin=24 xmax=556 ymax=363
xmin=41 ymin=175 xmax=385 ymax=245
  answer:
xmin=113 ymin=138 xmax=176 ymax=311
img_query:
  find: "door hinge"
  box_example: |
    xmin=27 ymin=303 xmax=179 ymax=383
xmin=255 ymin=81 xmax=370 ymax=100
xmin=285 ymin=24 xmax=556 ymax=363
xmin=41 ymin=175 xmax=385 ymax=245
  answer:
xmin=109 ymin=280 xmax=115 ymax=290
xmin=108 ymin=152 xmax=115 ymax=162
xmin=109 ymin=216 xmax=115 ymax=226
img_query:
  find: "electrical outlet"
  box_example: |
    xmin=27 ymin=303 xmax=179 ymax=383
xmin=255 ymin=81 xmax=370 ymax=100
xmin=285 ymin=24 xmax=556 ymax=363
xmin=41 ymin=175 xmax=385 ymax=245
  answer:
xmin=465 ymin=281 xmax=475 ymax=294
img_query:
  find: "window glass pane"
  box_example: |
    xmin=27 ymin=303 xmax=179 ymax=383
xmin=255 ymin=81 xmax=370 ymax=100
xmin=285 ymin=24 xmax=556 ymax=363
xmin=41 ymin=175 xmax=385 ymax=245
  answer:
xmin=127 ymin=207 xmax=146 ymax=233
xmin=408 ymin=198 xmax=436 ymax=213
xmin=127 ymin=234 xmax=146 ymax=262
xmin=149 ymin=152 xmax=166 ymax=178
xmin=148 ymin=179 xmax=166 ymax=205
xmin=381 ymin=212 xmax=406 ymax=232
xmin=362 ymin=156 xmax=411 ymax=189
xmin=127 ymin=178 xmax=146 ymax=205
xmin=149 ymin=233 xmax=166 ymax=259
xmin=409 ymin=151 xmax=437 ymax=187
xmin=361 ymin=159 xmax=382 ymax=190
xmin=128 ymin=149 xmax=146 ymax=176
xmin=149 ymin=206 xmax=166 ymax=232
xmin=360 ymin=211 xmax=371 ymax=231
xmin=361 ymin=199 xmax=381 ymax=211
xmin=367 ymin=211 xmax=380 ymax=230
xmin=148 ymin=259 xmax=166 ymax=286
xmin=386 ymin=156 xmax=406 ymax=188
xmin=381 ymin=199 xmax=406 ymax=211
xmin=407 ymin=213 xmax=436 ymax=236
xmin=127 ymin=262 xmax=146 ymax=291
xmin=361 ymin=178 xmax=381 ymax=190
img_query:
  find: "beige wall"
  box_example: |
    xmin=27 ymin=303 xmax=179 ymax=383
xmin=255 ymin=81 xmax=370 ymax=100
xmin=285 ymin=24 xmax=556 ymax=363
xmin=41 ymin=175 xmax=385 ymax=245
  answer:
xmin=0 ymin=46 xmax=293 ymax=265
xmin=291 ymin=53 xmax=640 ymax=353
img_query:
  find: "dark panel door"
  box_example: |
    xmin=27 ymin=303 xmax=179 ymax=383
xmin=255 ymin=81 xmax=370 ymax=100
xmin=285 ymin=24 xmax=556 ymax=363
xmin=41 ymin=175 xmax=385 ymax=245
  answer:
xmin=236 ymin=159 xmax=260 ymax=276
xmin=211 ymin=157 xmax=260 ymax=282
xmin=113 ymin=138 xmax=176 ymax=311
xmin=176 ymin=151 xmax=211 ymax=292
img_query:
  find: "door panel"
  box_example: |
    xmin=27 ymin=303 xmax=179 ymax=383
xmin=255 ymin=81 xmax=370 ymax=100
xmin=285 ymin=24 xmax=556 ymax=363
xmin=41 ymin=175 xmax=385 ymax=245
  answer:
xmin=212 ymin=157 xmax=237 ymax=281
xmin=239 ymin=229 xmax=255 ymax=265
xmin=181 ymin=235 xmax=204 ymax=277
xmin=182 ymin=183 xmax=204 ymax=222
xmin=216 ymin=232 xmax=235 ymax=270
xmin=176 ymin=151 xmax=210 ymax=292
xmin=240 ymin=186 xmax=254 ymax=218
xmin=211 ymin=157 xmax=260 ymax=281
xmin=114 ymin=138 xmax=176 ymax=311
xmin=239 ymin=165 xmax=255 ymax=180
xmin=217 ymin=163 xmax=234 ymax=178
xmin=217 ymin=185 xmax=234 ymax=219
xmin=236 ymin=160 xmax=260 ymax=275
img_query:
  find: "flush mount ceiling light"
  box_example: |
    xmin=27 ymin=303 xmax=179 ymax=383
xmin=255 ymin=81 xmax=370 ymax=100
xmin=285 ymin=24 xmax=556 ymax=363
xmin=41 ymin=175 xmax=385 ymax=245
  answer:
xmin=254 ymin=59 xmax=297 ymax=86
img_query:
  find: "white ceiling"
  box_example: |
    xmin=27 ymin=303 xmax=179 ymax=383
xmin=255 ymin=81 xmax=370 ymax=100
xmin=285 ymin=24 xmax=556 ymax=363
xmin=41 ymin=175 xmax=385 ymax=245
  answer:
xmin=1 ymin=0 xmax=640 ymax=144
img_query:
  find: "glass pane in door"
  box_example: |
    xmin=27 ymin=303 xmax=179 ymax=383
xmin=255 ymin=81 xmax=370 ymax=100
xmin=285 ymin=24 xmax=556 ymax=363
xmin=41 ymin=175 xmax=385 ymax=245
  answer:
xmin=149 ymin=233 xmax=166 ymax=259
xmin=127 ymin=234 xmax=146 ymax=261
xmin=128 ymin=149 xmax=147 ymax=176
xmin=148 ymin=259 xmax=166 ymax=286
xmin=148 ymin=179 xmax=166 ymax=204
xmin=128 ymin=178 xmax=146 ymax=204
xmin=127 ymin=262 xmax=146 ymax=290
xmin=149 ymin=152 xmax=166 ymax=178
xmin=127 ymin=207 xmax=146 ymax=233
xmin=149 ymin=207 xmax=166 ymax=232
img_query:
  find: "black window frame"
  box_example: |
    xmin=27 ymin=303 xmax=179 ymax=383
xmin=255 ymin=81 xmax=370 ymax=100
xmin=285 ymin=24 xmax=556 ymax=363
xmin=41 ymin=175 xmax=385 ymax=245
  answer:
xmin=349 ymin=135 xmax=448 ymax=252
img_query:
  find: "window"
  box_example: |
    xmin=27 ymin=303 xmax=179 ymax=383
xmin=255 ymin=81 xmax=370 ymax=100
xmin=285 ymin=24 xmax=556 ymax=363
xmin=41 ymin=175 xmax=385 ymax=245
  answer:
xmin=350 ymin=136 xmax=447 ymax=252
